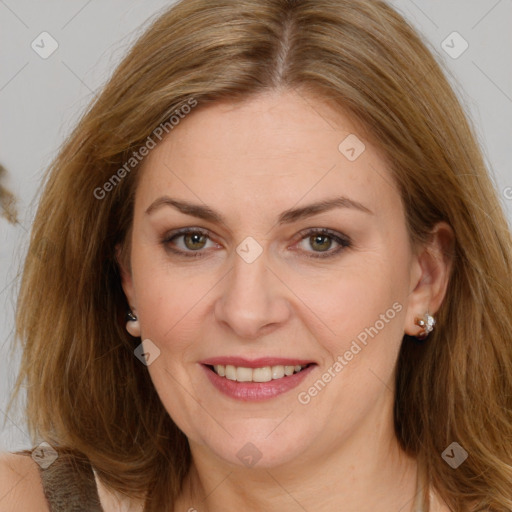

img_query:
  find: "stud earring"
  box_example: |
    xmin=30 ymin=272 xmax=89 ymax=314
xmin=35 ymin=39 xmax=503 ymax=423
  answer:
xmin=126 ymin=311 xmax=141 ymax=337
xmin=414 ymin=312 xmax=435 ymax=340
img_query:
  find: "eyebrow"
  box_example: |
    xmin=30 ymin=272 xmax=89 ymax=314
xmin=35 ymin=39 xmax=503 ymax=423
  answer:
xmin=145 ymin=195 xmax=373 ymax=224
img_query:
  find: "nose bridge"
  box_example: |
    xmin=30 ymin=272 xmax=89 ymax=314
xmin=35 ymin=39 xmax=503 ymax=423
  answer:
xmin=214 ymin=239 xmax=290 ymax=338
xmin=232 ymin=242 xmax=268 ymax=296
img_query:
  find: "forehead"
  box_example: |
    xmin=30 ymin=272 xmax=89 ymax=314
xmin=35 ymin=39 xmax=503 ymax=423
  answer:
xmin=135 ymin=89 xmax=402 ymax=223
xmin=149 ymin=90 xmax=364 ymax=160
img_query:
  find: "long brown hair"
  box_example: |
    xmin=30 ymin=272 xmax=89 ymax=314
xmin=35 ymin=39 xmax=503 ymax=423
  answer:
xmin=7 ymin=0 xmax=512 ymax=510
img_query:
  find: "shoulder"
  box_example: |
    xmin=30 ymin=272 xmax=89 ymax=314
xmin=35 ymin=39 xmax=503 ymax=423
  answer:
xmin=0 ymin=451 xmax=50 ymax=511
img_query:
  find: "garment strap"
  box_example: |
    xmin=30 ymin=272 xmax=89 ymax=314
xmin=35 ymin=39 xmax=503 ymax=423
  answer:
xmin=17 ymin=449 xmax=103 ymax=511
xmin=412 ymin=459 xmax=429 ymax=512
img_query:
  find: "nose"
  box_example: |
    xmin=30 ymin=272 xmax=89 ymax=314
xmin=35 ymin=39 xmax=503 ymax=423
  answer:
xmin=214 ymin=248 xmax=291 ymax=340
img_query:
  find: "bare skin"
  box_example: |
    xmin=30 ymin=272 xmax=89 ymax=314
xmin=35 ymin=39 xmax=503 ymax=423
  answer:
xmin=116 ymin=88 xmax=454 ymax=512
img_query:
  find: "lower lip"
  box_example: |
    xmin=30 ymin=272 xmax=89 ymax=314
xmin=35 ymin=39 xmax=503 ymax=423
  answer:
xmin=201 ymin=364 xmax=315 ymax=401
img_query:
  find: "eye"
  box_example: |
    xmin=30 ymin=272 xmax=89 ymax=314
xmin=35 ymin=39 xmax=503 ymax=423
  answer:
xmin=161 ymin=228 xmax=217 ymax=258
xmin=161 ymin=227 xmax=351 ymax=260
xmin=295 ymin=228 xmax=352 ymax=259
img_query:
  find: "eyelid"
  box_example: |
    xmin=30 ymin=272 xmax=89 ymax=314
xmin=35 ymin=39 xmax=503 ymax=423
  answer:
xmin=294 ymin=227 xmax=352 ymax=245
xmin=161 ymin=227 xmax=218 ymax=257
xmin=291 ymin=227 xmax=352 ymax=259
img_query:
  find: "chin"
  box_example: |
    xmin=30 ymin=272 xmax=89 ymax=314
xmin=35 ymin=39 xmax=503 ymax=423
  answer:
xmin=194 ymin=420 xmax=320 ymax=470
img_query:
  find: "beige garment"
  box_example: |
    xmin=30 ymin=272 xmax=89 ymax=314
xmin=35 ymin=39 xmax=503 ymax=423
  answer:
xmin=413 ymin=459 xmax=430 ymax=511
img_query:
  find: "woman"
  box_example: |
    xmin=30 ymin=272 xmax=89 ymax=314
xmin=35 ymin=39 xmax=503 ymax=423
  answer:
xmin=1 ymin=0 xmax=511 ymax=510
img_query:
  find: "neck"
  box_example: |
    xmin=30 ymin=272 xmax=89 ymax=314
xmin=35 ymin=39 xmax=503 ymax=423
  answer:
xmin=175 ymin=395 xmax=421 ymax=512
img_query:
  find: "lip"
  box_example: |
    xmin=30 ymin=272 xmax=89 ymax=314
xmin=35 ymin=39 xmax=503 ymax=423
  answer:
xmin=200 ymin=356 xmax=315 ymax=368
xmin=201 ymin=362 xmax=316 ymax=401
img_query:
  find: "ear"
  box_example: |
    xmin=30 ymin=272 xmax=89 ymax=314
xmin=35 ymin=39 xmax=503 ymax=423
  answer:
xmin=404 ymin=221 xmax=455 ymax=337
xmin=115 ymin=243 xmax=137 ymax=316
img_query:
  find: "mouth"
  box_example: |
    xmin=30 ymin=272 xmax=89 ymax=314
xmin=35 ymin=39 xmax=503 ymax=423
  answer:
xmin=200 ymin=357 xmax=317 ymax=401
xmin=205 ymin=363 xmax=314 ymax=383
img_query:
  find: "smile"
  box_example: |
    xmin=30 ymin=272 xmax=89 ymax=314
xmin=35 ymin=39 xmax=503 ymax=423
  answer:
xmin=209 ymin=364 xmax=311 ymax=382
xmin=200 ymin=358 xmax=317 ymax=401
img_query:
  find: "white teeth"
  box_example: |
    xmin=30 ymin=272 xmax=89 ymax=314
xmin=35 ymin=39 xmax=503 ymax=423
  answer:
xmin=225 ymin=365 xmax=237 ymax=381
xmin=253 ymin=366 xmax=272 ymax=382
xmin=236 ymin=366 xmax=253 ymax=382
xmin=212 ymin=364 xmax=307 ymax=382
xmin=271 ymin=365 xmax=285 ymax=379
xmin=284 ymin=365 xmax=295 ymax=376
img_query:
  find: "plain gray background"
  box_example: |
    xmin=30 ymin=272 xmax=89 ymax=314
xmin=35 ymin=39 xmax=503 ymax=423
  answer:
xmin=1 ymin=0 xmax=511 ymax=452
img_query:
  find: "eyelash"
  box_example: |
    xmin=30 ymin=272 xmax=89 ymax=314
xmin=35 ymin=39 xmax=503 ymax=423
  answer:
xmin=161 ymin=227 xmax=352 ymax=260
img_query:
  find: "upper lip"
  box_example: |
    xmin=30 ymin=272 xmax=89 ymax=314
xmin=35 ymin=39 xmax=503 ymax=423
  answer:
xmin=200 ymin=356 xmax=316 ymax=368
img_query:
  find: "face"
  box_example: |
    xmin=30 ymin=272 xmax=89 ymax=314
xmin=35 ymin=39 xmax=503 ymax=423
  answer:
xmin=119 ymin=89 xmax=426 ymax=469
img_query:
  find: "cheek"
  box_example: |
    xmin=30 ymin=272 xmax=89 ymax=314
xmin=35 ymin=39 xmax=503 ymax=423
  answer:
xmin=292 ymin=262 xmax=408 ymax=420
xmin=128 ymin=241 xmax=203 ymax=347
xmin=134 ymin=270 xmax=208 ymax=355
xmin=295 ymin=251 xmax=407 ymax=343
xmin=129 ymin=254 xmax=211 ymax=434
xmin=308 ymin=259 xmax=409 ymax=396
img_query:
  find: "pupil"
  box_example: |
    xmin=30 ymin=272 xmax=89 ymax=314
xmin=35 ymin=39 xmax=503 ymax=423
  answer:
xmin=185 ymin=233 xmax=205 ymax=250
xmin=311 ymin=234 xmax=331 ymax=252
